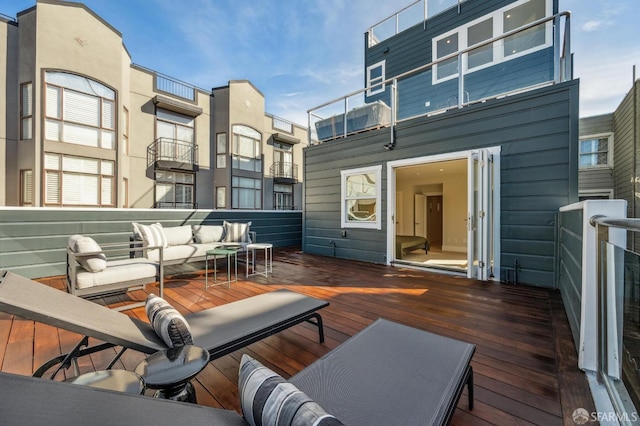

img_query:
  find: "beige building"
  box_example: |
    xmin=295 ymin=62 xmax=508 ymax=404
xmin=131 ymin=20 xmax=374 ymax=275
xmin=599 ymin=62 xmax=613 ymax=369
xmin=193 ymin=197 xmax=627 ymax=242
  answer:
xmin=0 ymin=0 xmax=306 ymax=209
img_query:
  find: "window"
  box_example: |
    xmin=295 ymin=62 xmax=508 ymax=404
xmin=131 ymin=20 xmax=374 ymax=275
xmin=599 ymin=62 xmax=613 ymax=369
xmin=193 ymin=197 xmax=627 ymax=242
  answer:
xmin=216 ymin=133 xmax=227 ymax=168
xmin=216 ymin=186 xmax=226 ymax=208
xmin=232 ymin=176 xmax=261 ymax=209
xmin=341 ymin=165 xmax=382 ymax=229
xmin=435 ymin=33 xmax=459 ymax=80
xmin=467 ymin=18 xmax=493 ymax=69
xmin=274 ymin=184 xmax=294 ymax=210
xmin=579 ymin=134 xmax=612 ymax=168
xmin=503 ymin=0 xmax=546 ymax=57
xmin=20 ymin=169 xmax=33 ymax=206
xmin=273 ymin=142 xmax=294 ymax=178
xmin=432 ymin=0 xmax=551 ymax=83
xmin=155 ymin=171 xmax=194 ymax=208
xmin=44 ymin=72 xmax=115 ymax=149
xmin=20 ymin=83 xmax=33 ymax=140
xmin=232 ymin=125 xmax=262 ymax=172
xmin=156 ymin=109 xmax=195 ymax=162
xmin=44 ymin=153 xmax=114 ymax=207
xmin=122 ymin=106 xmax=129 ymax=155
xmin=366 ymin=61 xmax=386 ymax=96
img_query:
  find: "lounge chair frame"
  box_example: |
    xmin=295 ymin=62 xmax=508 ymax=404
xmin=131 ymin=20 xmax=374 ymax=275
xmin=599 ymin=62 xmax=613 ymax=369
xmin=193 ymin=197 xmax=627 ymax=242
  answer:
xmin=0 ymin=270 xmax=327 ymax=379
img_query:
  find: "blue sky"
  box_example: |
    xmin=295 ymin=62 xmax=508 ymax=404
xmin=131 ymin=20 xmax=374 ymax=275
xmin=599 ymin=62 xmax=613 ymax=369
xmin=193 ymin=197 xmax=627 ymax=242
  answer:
xmin=2 ymin=0 xmax=639 ymax=125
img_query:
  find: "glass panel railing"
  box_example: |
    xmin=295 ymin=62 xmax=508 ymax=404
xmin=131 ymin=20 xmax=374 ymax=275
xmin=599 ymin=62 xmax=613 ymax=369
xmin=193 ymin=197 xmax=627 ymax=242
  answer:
xmin=599 ymin=240 xmax=640 ymax=422
xmin=309 ymin=90 xmax=392 ymax=144
xmin=368 ymin=0 xmax=463 ymax=47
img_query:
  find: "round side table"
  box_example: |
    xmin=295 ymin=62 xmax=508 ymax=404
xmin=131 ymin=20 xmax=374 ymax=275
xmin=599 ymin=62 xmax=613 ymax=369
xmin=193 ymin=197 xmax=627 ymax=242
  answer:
xmin=65 ymin=369 xmax=145 ymax=395
xmin=246 ymin=243 xmax=273 ymax=277
xmin=134 ymin=345 xmax=209 ymax=404
xmin=205 ymin=247 xmax=238 ymax=289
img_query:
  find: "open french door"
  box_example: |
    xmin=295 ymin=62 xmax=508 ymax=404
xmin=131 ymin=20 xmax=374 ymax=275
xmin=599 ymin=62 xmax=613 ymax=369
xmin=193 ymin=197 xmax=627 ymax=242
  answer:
xmin=467 ymin=149 xmax=494 ymax=280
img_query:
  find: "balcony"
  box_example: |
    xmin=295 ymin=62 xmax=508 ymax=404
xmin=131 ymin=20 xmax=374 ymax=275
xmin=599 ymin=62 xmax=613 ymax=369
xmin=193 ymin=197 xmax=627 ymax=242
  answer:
xmin=147 ymin=138 xmax=199 ymax=176
xmin=309 ymin=11 xmax=572 ymax=144
xmin=270 ymin=162 xmax=298 ymax=184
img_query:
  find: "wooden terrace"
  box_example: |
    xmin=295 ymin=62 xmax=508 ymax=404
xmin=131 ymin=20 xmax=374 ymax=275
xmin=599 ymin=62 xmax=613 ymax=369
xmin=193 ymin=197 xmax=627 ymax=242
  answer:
xmin=0 ymin=248 xmax=595 ymax=425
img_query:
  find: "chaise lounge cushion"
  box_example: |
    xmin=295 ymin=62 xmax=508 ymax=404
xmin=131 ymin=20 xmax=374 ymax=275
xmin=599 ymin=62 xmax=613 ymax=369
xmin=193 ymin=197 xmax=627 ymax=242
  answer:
xmin=145 ymin=294 xmax=193 ymax=348
xmin=239 ymin=355 xmax=342 ymax=426
xmin=68 ymin=235 xmax=107 ymax=273
xmin=224 ymin=221 xmax=252 ymax=243
xmin=193 ymin=225 xmax=225 ymax=244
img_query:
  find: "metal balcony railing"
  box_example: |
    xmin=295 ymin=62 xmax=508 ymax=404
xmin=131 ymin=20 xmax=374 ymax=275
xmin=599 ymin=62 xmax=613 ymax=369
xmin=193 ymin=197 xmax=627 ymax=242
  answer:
xmin=147 ymin=138 xmax=199 ymax=168
xmin=154 ymin=201 xmax=198 ymax=209
xmin=309 ymin=11 xmax=572 ymax=146
xmin=270 ymin=162 xmax=298 ymax=182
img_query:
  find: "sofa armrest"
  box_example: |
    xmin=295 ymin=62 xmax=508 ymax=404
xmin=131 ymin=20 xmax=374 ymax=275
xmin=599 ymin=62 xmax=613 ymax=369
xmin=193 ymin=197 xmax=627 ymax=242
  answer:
xmin=250 ymin=231 xmax=257 ymax=243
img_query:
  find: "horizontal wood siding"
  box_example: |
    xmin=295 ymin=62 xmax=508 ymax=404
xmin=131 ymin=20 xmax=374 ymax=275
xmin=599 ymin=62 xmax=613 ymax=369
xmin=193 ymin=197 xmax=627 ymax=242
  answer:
xmin=612 ymin=83 xmax=637 ymax=250
xmin=0 ymin=208 xmax=302 ymax=279
xmin=557 ymin=209 xmax=583 ymax=349
xmin=304 ymin=81 xmax=579 ymax=287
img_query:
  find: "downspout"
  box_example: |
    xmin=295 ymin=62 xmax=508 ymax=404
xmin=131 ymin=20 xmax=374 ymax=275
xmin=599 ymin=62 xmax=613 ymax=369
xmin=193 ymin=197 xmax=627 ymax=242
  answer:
xmin=633 ymin=67 xmax=638 ymax=252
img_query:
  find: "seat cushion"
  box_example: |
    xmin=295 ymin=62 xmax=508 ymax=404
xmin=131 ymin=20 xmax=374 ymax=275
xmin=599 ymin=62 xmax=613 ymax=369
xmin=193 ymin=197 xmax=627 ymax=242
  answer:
xmin=68 ymin=235 xmax=107 ymax=273
xmin=223 ymin=221 xmax=252 ymax=243
xmin=145 ymin=294 xmax=193 ymax=348
xmin=238 ymin=355 xmax=342 ymax=426
xmin=75 ymin=258 xmax=159 ymax=289
xmin=146 ymin=243 xmax=214 ymax=262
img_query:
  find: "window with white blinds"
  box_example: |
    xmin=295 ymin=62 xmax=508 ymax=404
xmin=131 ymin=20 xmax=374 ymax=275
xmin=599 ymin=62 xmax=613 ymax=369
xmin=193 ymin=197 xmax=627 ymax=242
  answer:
xmin=20 ymin=170 xmax=33 ymax=206
xmin=20 ymin=83 xmax=33 ymax=140
xmin=44 ymin=72 xmax=116 ymax=149
xmin=44 ymin=153 xmax=114 ymax=207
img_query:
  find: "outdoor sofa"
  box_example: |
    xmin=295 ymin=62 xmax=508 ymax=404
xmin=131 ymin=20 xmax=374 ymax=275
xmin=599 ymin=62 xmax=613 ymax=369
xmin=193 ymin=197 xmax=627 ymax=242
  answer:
xmin=132 ymin=221 xmax=256 ymax=266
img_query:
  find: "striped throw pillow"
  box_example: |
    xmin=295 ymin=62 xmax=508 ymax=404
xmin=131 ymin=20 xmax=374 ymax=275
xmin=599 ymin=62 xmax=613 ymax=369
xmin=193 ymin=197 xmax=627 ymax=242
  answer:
xmin=134 ymin=222 xmax=168 ymax=248
xmin=223 ymin=221 xmax=252 ymax=243
xmin=145 ymin=294 xmax=193 ymax=348
xmin=239 ymin=355 xmax=343 ymax=426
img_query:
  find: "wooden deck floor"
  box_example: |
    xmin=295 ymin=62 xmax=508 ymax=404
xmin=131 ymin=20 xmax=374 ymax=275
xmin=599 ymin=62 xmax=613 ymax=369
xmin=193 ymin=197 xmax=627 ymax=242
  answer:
xmin=0 ymin=248 xmax=595 ymax=425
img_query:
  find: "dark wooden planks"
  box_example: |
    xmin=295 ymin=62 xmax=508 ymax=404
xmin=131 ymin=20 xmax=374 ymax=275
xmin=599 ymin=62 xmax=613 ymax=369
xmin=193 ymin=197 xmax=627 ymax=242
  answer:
xmin=0 ymin=247 xmax=595 ymax=425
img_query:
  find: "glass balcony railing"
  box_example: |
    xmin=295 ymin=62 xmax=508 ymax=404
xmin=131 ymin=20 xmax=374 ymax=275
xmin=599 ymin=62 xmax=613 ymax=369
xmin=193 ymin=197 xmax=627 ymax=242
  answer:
xmin=309 ymin=12 xmax=572 ymax=145
xmin=591 ymin=216 xmax=640 ymax=422
xmin=368 ymin=0 xmax=468 ymax=47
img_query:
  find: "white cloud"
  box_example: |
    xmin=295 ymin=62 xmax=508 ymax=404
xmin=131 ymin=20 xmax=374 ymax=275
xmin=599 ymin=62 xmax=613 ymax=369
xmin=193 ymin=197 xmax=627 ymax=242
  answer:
xmin=581 ymin=20 xmax=602 ymax=32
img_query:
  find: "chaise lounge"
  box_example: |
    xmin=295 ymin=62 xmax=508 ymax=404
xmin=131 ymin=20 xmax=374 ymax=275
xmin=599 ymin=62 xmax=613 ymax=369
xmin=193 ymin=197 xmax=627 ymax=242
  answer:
xmin=0 ymin=270 xmax=327 ymax=377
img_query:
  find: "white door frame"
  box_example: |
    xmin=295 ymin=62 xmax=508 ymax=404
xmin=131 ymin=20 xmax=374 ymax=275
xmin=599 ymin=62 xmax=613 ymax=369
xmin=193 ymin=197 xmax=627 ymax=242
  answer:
xmin=386 ymin=147 xmax=501 ymax=281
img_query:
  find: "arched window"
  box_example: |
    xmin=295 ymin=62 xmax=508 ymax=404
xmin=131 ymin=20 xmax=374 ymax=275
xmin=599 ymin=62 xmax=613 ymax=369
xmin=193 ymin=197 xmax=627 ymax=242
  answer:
xmin=44 ymin=71 xmax=116 ymax=149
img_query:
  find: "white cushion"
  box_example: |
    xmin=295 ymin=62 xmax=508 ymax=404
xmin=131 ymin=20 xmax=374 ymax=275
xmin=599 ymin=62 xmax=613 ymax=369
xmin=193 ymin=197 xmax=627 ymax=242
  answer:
xmin=193 ymin=225 xmax=225 ymax=243
xmin=223 ymin=221 xmax=252 ymax=243
xmin=68 ymin=235 xmax=107 ymax=273
xmin=75 ymin=258 xmax=158 ymax=289
xmin=163 ymin=225 xmax=193 ymax=246
xmin=134 ymin=222 xmax=168 ymax=248
xmin=146 ymin=243 xmax=216 ymax=262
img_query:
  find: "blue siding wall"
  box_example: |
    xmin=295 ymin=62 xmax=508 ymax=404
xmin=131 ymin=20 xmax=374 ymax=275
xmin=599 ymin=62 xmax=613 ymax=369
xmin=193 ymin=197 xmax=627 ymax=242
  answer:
xmin=557 ymin=208 xmax=583 ymax=349
xmin=303 ymin=80 xmax=579 ymax=288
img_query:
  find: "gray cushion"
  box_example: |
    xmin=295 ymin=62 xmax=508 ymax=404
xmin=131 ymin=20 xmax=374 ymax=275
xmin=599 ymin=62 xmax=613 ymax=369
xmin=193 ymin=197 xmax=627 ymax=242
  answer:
xmin=223 ymin=221 xmax=252 ymax=243
xmin=193 ymin=225 xmax=225 ymax=243
xmin=239 ymin=355 xmax=342 ymax=426
xmin=68 ymin=235 xmax=107 ymax=273
xmin=145 ymin=294 xmax=193 ymax=348
xmin=163 ymin=225 xmax=193 ymax=246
